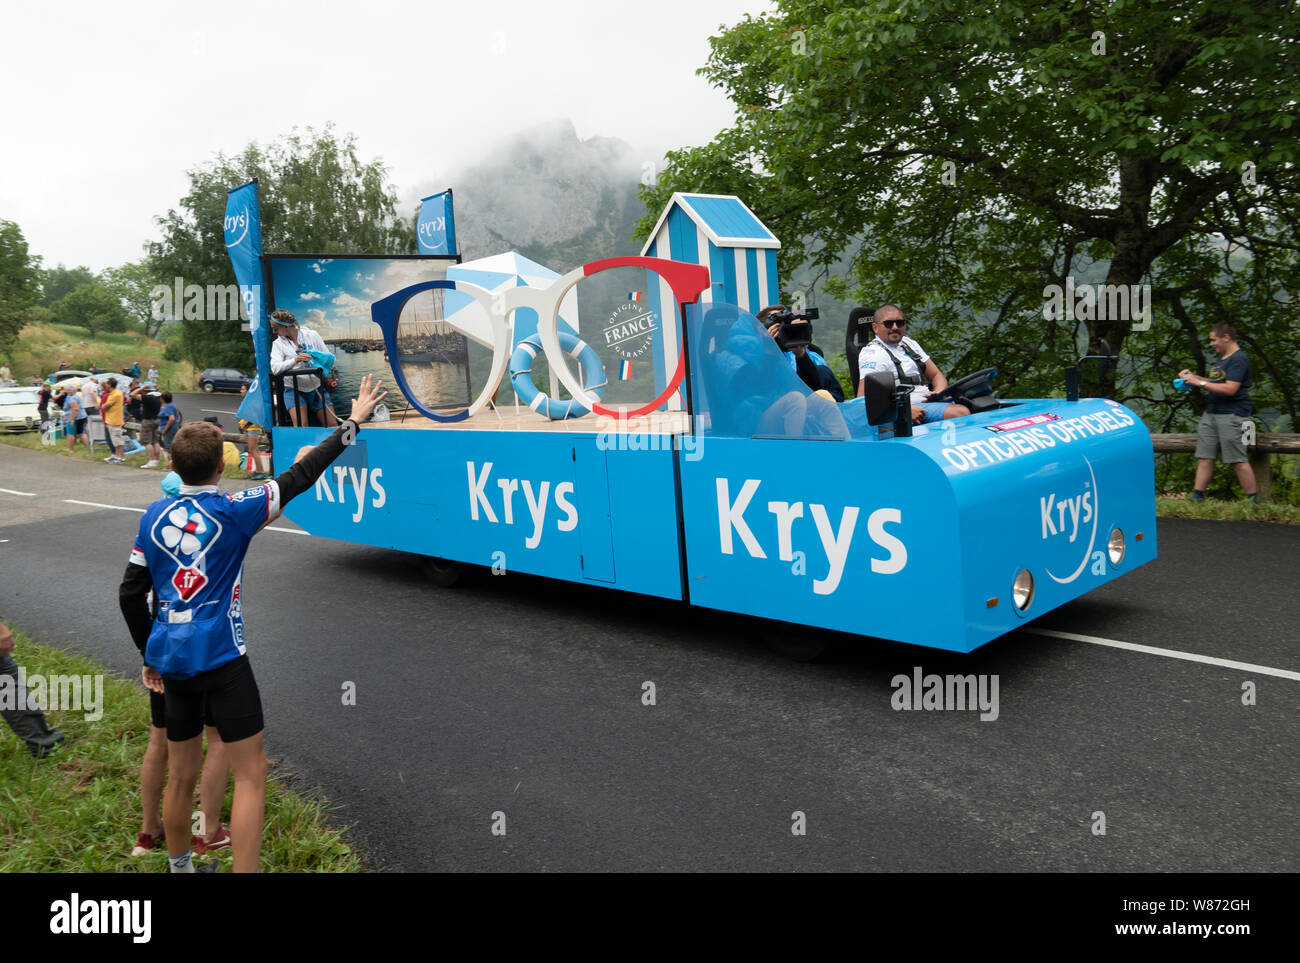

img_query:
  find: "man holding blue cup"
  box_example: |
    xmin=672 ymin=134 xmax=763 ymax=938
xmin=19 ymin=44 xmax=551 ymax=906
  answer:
xmin=1179 ymin=322 xmax=1257 ymax=502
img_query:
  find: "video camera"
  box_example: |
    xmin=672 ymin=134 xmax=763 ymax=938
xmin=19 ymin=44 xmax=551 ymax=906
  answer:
xmin=765 ymin=307 xmax=820 ymax=351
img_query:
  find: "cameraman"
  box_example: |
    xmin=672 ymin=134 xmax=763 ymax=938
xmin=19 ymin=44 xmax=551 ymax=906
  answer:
xmin=757 ymin=305 xmax=845 ymax=402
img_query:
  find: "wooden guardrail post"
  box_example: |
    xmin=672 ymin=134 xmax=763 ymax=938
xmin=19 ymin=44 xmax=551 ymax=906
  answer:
xmin=1249 ymin=449 xmax=1273 ymax=501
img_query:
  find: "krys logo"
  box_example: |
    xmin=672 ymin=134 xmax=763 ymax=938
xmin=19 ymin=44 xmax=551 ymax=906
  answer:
xmin=418 ymin=216 xmax=445 ymax=241
xmin=224 ymin=209 xmax=249 ymax=248
xmin=1040 ymin=457 xmax=1102 ymax=584
xmin=602 ymin=302 xmax=659 ymax=361
xmin=313 ymin=439 xmax=386 ymax=523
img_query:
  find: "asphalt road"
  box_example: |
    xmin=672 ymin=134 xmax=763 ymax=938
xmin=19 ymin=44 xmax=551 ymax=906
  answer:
xmin=169 ymin=389 xmax=245 ymax=434
xmin=1 ymin=443 xmax=1297 ymax=871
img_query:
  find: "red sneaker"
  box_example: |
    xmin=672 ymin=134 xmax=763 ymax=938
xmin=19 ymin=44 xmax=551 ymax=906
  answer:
xmin=194 ymin=824 xmax=231 ymax=853
xmin=131 ymin=831 xmax=164 ymax=857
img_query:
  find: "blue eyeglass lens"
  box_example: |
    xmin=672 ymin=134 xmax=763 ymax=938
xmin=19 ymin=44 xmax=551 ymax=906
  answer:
xmin=390 ymin=286 xmax=493 ymax=419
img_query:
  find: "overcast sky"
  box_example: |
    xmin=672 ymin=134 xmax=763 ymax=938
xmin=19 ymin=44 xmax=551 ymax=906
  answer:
xmin=2 ymin=0 xmax=768 ymax=273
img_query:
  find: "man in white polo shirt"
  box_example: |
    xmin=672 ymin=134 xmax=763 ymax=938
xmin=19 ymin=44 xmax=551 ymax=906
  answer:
xmin=856 ymin=304 xmax=969 ymax=424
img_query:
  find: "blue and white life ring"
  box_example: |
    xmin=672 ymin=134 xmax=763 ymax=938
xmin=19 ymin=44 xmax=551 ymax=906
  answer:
xmin=509 ymin=332 xmax=607 ymax=420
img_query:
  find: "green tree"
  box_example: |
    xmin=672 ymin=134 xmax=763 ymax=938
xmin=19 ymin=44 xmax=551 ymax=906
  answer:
xmin=150 ymin=125 xmax=415 ymax=370
xmin=639 ymin=0 xmax=1300 ymax=424
xmin=40 ymin=264 xmax=97 ymax=307
xmin=102 ymin=259 xmax=167 ymax=337
xmin=0 ymin=220 xmax=41 ymax=358
xmin=54 ymin=282 xmax=130 ymax=338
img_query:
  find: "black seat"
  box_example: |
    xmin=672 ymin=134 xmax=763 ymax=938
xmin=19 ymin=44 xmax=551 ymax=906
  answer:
xmin=844 ymin=307 xmax=874 ymax=394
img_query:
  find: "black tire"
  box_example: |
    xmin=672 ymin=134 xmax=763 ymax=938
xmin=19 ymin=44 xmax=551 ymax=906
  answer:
xmin=422 ymin=557 xmax=464 ymax=587
xmin=202 ymin=382 xmax=214 ymax=393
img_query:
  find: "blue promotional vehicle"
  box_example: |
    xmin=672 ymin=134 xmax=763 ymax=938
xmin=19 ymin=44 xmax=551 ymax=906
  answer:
xmin=258 ymin=252 xmax=1157 ymax=654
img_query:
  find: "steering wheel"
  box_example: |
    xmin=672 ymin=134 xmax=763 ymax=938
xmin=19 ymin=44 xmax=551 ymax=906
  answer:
xmin=927 ymin=368 xmax=998 ymax=404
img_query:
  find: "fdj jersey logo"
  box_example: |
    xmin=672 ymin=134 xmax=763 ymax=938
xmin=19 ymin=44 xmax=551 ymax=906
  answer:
xmin=602 ymin=302 xmax=659 ymax=360
xmin=224 ymin=210 xmax=249 ymax=247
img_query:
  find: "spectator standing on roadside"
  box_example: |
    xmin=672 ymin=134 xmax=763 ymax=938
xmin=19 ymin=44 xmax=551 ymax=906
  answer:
xmin=63 ymin=385 xmax=85 ymax=452
xmin=37 ymin=382 xmax=53 ymax=429
xmin=159 ymin=392 xmax=181 ymax=452
xmin=135 ymin=382 xmax=164 ymax=468
xmin=81 ymin=378 xmax=100 ymax=418
xmin=1179 ymin=321 xmax=1259 ymax=503
xmin=0 ymin=621 xmax=65 ymax=758
xmin=147 ymin=364 xmax=159 ymax=384
xmin=125 ymin=378 xmax=143 ymax=420
xmin=0 ymin=360 xmax=10 ymax=383
xmin=120 ymin=374 xmax=387 ymax=873
xmin=128 ymin=361 xmax=142 ymax=379
xmin=101 ymin=376 xmax=126 ymax=464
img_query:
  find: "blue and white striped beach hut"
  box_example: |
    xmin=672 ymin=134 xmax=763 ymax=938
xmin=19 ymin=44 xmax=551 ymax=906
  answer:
xmin=641 ymin=192 xmax=781 ymax=313
xmin=639 ymin=193 xmax=781 ymax=409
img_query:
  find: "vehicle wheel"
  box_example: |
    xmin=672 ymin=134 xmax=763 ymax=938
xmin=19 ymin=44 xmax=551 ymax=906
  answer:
xmin=422 ymin=557 xmax=464 ymax=587
xmin=762 ymin=626 xmax=838 ymax=662
xmin=202 ymin=382 xmax=214 ymax=393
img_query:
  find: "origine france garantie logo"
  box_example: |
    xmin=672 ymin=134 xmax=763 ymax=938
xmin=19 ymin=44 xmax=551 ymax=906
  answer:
xmin=601 ymin=301 xmax=659 ymax=361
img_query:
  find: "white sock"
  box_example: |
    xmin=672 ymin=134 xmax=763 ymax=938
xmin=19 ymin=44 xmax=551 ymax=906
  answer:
xmin=168 ymin=850 xmax=195 ymax=873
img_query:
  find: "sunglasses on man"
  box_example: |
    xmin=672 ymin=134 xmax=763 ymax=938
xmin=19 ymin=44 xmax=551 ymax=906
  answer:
xmin=878 ymin=318 xmax=907 ymax=328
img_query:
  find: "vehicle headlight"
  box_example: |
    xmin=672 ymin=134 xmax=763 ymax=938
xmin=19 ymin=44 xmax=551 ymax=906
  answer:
xmin=1108 ymin=528 xmax=1125 ymax=565
xmin=1012 ymin=569 xmax=1034 ymax=610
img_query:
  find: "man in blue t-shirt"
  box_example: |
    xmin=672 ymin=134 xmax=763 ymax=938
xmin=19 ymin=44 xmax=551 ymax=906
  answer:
xmin=1179 ymin=321 xmax=1257 ymax=502
xmin=158 ymin=393 xmax=180 ymax=452
xmin=119 ymin=373 xmax=386 ymax=872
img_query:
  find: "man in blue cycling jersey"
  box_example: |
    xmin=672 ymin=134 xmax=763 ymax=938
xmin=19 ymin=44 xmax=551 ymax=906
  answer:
xmin=120 ymin=373 xmax=386 ymax=873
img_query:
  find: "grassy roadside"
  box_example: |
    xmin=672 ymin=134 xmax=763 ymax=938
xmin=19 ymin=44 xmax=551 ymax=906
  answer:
xmin=1155 ymin=495 xmax=1300 ymax=524
xmin=8 ymin=322 xmax=199 ymax=393
xmin=0 ymin=630 xmax=361 ymax=872
xmin=0 ymin=430 xmax=254 ymax=480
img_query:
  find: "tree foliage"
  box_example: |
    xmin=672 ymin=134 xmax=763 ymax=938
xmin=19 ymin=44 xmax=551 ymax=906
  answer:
xmin=0 ymin=220 xmax=41 ymax=358
xmin=639 ymin=0 xmax=1300 ymax=438
xmin=150 ymin=125 xmax=415 ymax=369
xmin=39 ymin=264 xmax=97 ymax=308
xmin=54 ymin=282 xmax=129 ymax=338
xmin=102 ymin=259 xmax=166 ymax=337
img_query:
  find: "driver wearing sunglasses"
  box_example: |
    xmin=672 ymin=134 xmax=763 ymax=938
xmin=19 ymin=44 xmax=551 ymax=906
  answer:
xmin=855 ymin=304 xmax=969 ymax=423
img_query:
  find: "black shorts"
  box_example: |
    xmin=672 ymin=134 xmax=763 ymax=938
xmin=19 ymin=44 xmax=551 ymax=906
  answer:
xmin=149 ymin=690 xmax=216 ymax=730
xmin=163 ymin=656 xmax=264 ymax=743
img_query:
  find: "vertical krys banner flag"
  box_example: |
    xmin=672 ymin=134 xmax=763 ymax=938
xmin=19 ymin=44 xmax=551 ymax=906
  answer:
xmin=226 ymin=181 xmax=271 ymax=432
xmin=417 ymin=189 xmax=457 ymax=255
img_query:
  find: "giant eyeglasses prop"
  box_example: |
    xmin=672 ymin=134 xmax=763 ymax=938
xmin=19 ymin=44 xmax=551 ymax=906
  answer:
xmin=370 ymin=256 xmax=709 ymax=423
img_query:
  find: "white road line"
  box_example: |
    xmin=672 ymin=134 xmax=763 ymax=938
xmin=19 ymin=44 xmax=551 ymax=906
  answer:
xmin=201 ymin=409 xmax=237 ymax=415
xmin=1029 ymin=628 xmax=1300 ymax=682
xmin=63 ymin=499 xmax=145 ymax=513
xmin=60 ymin=498 xmax=308 ymax=537
xmin=0 ymin=488 xmax=37 ymax=496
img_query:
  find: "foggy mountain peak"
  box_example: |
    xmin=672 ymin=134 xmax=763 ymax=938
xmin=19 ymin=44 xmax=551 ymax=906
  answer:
xmin=421 ymin=119 xmax=645 ymax=272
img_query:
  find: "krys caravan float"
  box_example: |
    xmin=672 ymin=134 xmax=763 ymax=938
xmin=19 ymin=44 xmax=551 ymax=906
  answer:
xmin=257 ymin=240 xmax=1155 ymax=654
